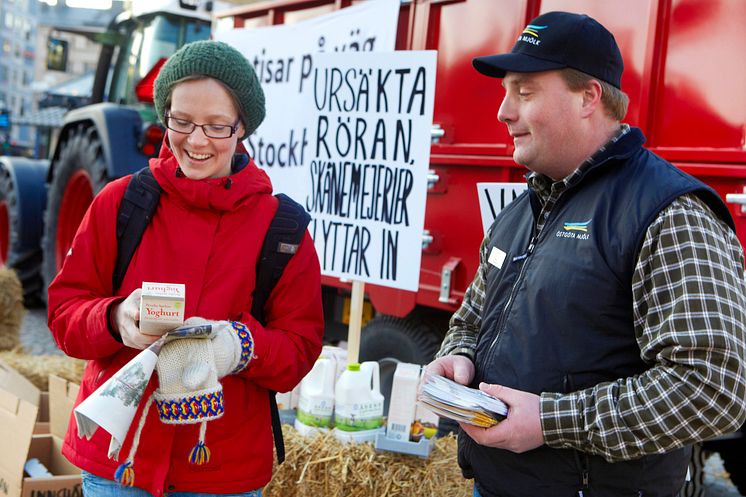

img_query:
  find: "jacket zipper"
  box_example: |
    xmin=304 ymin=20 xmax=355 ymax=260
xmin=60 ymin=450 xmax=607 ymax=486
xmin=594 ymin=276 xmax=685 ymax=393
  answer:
xmin=573 ymin=450 xmax=590 ymax=496
xmin=485 ymin=234 xmax=538 ymax=357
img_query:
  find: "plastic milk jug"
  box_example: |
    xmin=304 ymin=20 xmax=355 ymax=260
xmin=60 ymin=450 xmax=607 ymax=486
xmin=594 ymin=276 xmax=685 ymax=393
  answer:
xmin=333 ymin=361 xmax=385 ymax=443
xmin=294 ymin=356 xmax=335 ymax=435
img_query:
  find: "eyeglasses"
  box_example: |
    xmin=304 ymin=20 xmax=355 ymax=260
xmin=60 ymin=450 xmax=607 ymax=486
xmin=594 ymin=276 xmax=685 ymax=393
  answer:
xmin=164 ymin=114 xmax=240 ymax=139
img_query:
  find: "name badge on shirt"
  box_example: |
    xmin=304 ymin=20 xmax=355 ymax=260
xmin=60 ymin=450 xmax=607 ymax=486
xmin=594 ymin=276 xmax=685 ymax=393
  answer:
xmin=488 ymin=247 xmax=507 ymax=269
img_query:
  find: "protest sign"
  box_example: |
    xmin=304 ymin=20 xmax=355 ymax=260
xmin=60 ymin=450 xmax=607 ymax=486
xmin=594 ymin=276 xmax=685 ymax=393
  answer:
xmin=215 ymin=0 xmax=400 ymax=200
xmin=305 ymin=51 xmax=437 ymax=292
xmin=476 ymin=183 xmax=528 ymax=235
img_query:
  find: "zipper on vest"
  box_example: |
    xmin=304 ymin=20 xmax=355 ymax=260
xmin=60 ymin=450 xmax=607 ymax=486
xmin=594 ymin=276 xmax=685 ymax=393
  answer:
xmin=574 ymin=451 xmax=590 ymax=496
xmin=486 ymin=236 xmax=537 ymax=357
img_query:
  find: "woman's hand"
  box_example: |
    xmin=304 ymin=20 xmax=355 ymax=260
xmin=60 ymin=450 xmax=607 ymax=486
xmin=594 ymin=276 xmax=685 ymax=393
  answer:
xmin=110 ymin=289 xmax=160 ymax=349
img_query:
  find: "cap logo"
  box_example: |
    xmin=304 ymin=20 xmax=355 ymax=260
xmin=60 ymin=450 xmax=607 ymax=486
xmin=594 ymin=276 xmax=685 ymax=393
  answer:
xmin=518 ymin=24 xmax=547 ymax=46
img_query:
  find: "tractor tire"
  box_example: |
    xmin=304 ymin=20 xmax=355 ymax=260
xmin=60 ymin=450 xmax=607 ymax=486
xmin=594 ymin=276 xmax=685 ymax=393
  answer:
xmin=719 ymin=441 xmax=746 ymax=494
xmin=0 ymin=158 xmax=47 ymax=307
xmin=41 ymin=125 xmax=109 ymax=298
xmin=359 ymin=312 xmax=445 ymax=415
xmin=359 ymin=312 xmax=444 ymax=366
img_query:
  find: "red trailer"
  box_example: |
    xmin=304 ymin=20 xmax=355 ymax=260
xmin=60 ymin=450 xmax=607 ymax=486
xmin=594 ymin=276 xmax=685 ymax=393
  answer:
xmin=216 ymin=0 xmax=746 ymax=367
xmin=216 ymin=1 xmax=746 ymax=492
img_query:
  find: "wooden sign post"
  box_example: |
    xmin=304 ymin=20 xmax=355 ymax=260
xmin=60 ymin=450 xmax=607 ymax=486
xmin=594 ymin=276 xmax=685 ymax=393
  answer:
xmin=346 ymin=280 xmax=365 ymax=365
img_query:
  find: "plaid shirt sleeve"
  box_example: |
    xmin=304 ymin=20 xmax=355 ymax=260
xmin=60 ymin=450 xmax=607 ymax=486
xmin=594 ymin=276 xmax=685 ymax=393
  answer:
xmin=435 ymin=237 xmax=489 ymax=360
xmin=541 ymin=194 xmax=746 ymax=461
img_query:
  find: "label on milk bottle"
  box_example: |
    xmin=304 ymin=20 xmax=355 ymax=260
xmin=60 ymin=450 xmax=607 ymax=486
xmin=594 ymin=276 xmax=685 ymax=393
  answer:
xmin=296 ymin=396 xmax=334 ymax=428
xmin=334 ymin=401 xmax=384 ymax=432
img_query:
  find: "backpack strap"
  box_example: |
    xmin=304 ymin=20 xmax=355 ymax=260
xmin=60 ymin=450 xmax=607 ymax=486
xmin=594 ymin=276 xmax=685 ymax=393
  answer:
xmin=251 ymin=193 xmax=311 ymax=465
xmin=113 ymin=167 xmax=161 ymax=292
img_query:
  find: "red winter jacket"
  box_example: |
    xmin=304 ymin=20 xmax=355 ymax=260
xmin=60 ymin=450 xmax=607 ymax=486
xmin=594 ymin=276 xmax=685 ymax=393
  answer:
xmin=48 ymin=144 xmax=324 ymax=496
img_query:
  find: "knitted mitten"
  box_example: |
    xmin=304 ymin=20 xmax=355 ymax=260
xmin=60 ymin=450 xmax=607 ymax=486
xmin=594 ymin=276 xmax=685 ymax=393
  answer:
xmin=182 ymin=317 xmax=255 ymax=378
xmin=154 ymin=338 xmax=223 ymax=463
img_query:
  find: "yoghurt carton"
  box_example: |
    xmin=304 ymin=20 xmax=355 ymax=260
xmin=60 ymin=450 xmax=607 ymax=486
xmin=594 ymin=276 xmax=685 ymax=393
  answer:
xmin=139 ymin=282 xmax=185 ymax=335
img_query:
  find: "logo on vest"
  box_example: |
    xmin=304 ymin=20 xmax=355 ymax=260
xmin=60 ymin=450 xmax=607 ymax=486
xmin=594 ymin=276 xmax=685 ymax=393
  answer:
xmin=556 ymin=219 xmax=591 ymax=240
xmin=517 ymin=24 xmax=547 ymax=45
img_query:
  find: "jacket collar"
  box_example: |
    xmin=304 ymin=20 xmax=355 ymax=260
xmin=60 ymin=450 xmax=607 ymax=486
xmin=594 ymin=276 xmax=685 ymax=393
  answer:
xmin=573 ymin=126 xmax=644 ymax=180
xmin=149 ymin=137 xmax=272 ymax=211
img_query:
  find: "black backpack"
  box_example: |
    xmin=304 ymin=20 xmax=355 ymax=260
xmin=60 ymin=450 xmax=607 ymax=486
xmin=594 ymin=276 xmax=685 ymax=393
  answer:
xmin=112 ymin=166 xmax=311 ymax=464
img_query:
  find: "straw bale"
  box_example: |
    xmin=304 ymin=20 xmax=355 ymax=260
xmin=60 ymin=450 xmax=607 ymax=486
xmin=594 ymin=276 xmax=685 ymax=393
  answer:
xmin=0 ymin=350 xmax=84 ymax=390
xmin=265 ymin=426 xmax=472 ymax=497
xmin=0 ymin=267 xmax=25 ymax=351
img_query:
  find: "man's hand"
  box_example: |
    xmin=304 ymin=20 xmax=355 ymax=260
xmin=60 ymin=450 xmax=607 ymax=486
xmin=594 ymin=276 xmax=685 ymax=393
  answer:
xmin=460 ymin=383 xmax=544 ymax=453
xmin=110 ymin=288 xmax=159 ymax=349
xmin=424 ymin=355 xmax=475 ymax=385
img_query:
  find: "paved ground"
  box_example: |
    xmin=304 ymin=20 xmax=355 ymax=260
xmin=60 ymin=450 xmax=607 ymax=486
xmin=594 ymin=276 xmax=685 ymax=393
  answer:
xmin=20 ymin=307 xmax=745 ymax=496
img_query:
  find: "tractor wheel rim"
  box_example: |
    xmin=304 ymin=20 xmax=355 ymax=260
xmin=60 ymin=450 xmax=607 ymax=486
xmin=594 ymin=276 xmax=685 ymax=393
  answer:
xmin=56 ymin=170 xmax=93 ymax=271
xmin=0 ymin=200 xmax=8 ymax=265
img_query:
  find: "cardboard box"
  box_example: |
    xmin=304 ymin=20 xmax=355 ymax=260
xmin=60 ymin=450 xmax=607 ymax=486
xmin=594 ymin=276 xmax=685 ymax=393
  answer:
xmin=48 ymin=376 xmax=79 ymax=445
xmin=33 ymin=392 xmax=49 ymax=435
xmin=0 ymin=361 xmax=81 ymax=497
xmin=139 ymin=282 xmax=185 ymax=335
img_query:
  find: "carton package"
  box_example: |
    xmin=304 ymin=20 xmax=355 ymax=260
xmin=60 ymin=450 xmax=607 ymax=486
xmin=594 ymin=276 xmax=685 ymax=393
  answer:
xmin=139 ymin=282 xmax=185 ymax=335
xmin=275 ymin=391 xmax=293 ymax=411
xmin=321 ymin=345 xmax=348 ymax=382
xmin=0 ymin=361 xmax=82 ymax=497
xmin=412 ymin=398 xmax=440 ymax=441
xmin=386 ymin=362 xmax=421 ymax=442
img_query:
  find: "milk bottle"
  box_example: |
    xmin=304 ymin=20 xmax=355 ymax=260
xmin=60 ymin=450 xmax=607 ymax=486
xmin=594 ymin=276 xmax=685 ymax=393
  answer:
xmin=294 ymin=356 xmax=335 ymax=436
xmin=333 ymin=361 xmax=385 ymax=443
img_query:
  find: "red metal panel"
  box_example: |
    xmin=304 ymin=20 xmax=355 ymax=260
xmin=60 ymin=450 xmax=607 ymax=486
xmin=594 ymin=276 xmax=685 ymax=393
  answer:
xmin=652 ymin=0 xmax=746 ymax=151
xmin=540 ymin=0 xmax=659 ymax=134
xmin=419 ymin=0 xmax=530 ymax=156
xmin=220 ymin=0 xmax=746 ymax=315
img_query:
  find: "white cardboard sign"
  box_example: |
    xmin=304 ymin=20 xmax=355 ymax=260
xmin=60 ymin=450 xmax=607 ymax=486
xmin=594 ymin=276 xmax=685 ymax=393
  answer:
xmin=215 ymin=0 xmax=400 ymax=198
xmin=476 ymin=182 xmax=528 ymax=235
xmin=305 ymin=51 xmax=437 ymax=291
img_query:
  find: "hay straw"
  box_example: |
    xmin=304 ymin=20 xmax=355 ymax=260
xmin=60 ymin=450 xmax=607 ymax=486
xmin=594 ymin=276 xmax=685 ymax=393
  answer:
xmin=0 ymin=350 xmax=85 ymax=390
xmin=0 ymin=267 xmax=25 ymax=351
xmin=265 ymin=426 xmax=472 ymax=497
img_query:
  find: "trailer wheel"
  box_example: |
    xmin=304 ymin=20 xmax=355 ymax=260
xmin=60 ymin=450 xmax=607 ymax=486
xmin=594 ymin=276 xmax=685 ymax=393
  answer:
xmin=41 ymin=125 xmax=108 ymax=297
xmin=359 ymin=312 xmax=444 ymax=366
xmin=0 ymin=159 xmax=46 ymax=306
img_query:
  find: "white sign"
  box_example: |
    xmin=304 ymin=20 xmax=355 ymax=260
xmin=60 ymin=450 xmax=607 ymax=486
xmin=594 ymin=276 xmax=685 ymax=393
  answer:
xmin=306 ymin=51 xmax=437 ymax=291
xmin=477 ymin=182 xmax=528 ymax=235
xmin=215 ymin=0 xmax=400 ymax=201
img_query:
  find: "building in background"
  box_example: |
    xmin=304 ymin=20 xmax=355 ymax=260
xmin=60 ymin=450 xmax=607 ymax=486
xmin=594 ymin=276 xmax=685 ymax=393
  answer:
xmin=0 ymin=0 xmax=38 ymax=151
xmin=0 ymin=0 xmax=122 ymax=153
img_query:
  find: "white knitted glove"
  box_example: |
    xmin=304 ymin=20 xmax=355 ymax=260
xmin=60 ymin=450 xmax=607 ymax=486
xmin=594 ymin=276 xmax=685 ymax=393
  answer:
xmin=154 ymin=337 xmax=223 ymax=424
xmin=182 ymin=317 xmax=254 ymax=378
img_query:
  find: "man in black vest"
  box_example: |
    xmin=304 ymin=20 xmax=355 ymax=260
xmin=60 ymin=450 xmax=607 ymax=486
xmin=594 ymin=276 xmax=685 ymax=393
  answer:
xmin=426 ymin=11 xmax=746 ymax=497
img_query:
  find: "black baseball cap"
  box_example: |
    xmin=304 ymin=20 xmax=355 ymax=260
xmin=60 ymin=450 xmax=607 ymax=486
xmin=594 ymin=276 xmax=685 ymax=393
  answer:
xmin=473 ymin=11 xmax=624 ymax=89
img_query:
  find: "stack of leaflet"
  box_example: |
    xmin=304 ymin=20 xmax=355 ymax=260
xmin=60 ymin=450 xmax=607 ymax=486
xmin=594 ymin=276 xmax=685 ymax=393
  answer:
xmin=418 ymin=374 xmax=508 ymax=428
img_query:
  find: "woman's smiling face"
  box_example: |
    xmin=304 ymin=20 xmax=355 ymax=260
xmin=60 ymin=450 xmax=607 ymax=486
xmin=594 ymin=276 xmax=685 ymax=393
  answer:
xmin=166 ymin=78 xmax=244 ymax=180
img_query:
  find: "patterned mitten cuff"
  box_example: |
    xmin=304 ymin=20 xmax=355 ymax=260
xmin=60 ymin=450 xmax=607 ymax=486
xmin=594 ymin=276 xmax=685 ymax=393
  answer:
xmin=212 ymin=321 xmax=254 ymax=378
xmin=154 ymin=338 xmax=224 ymax=424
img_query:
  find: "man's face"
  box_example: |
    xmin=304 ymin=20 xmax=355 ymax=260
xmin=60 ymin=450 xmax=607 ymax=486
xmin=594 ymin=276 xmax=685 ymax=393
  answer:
xmin=498 ymin=71 xmax=585 ymax=180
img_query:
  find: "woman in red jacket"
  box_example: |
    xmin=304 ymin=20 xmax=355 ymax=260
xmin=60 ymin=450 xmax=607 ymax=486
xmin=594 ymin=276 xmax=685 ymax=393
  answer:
xmin=48 ymin=40 xmax=324 ymax=497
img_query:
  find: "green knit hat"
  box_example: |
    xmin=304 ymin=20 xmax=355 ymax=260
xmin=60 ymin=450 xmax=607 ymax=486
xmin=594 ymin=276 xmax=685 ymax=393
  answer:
xmin=154 ymin=40 xmax=265 ymax=140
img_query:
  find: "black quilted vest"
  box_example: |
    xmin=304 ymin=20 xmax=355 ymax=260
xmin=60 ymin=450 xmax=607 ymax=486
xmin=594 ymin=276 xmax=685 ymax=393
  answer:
xmin=461 ymin=128 xmax=733 ymax=497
